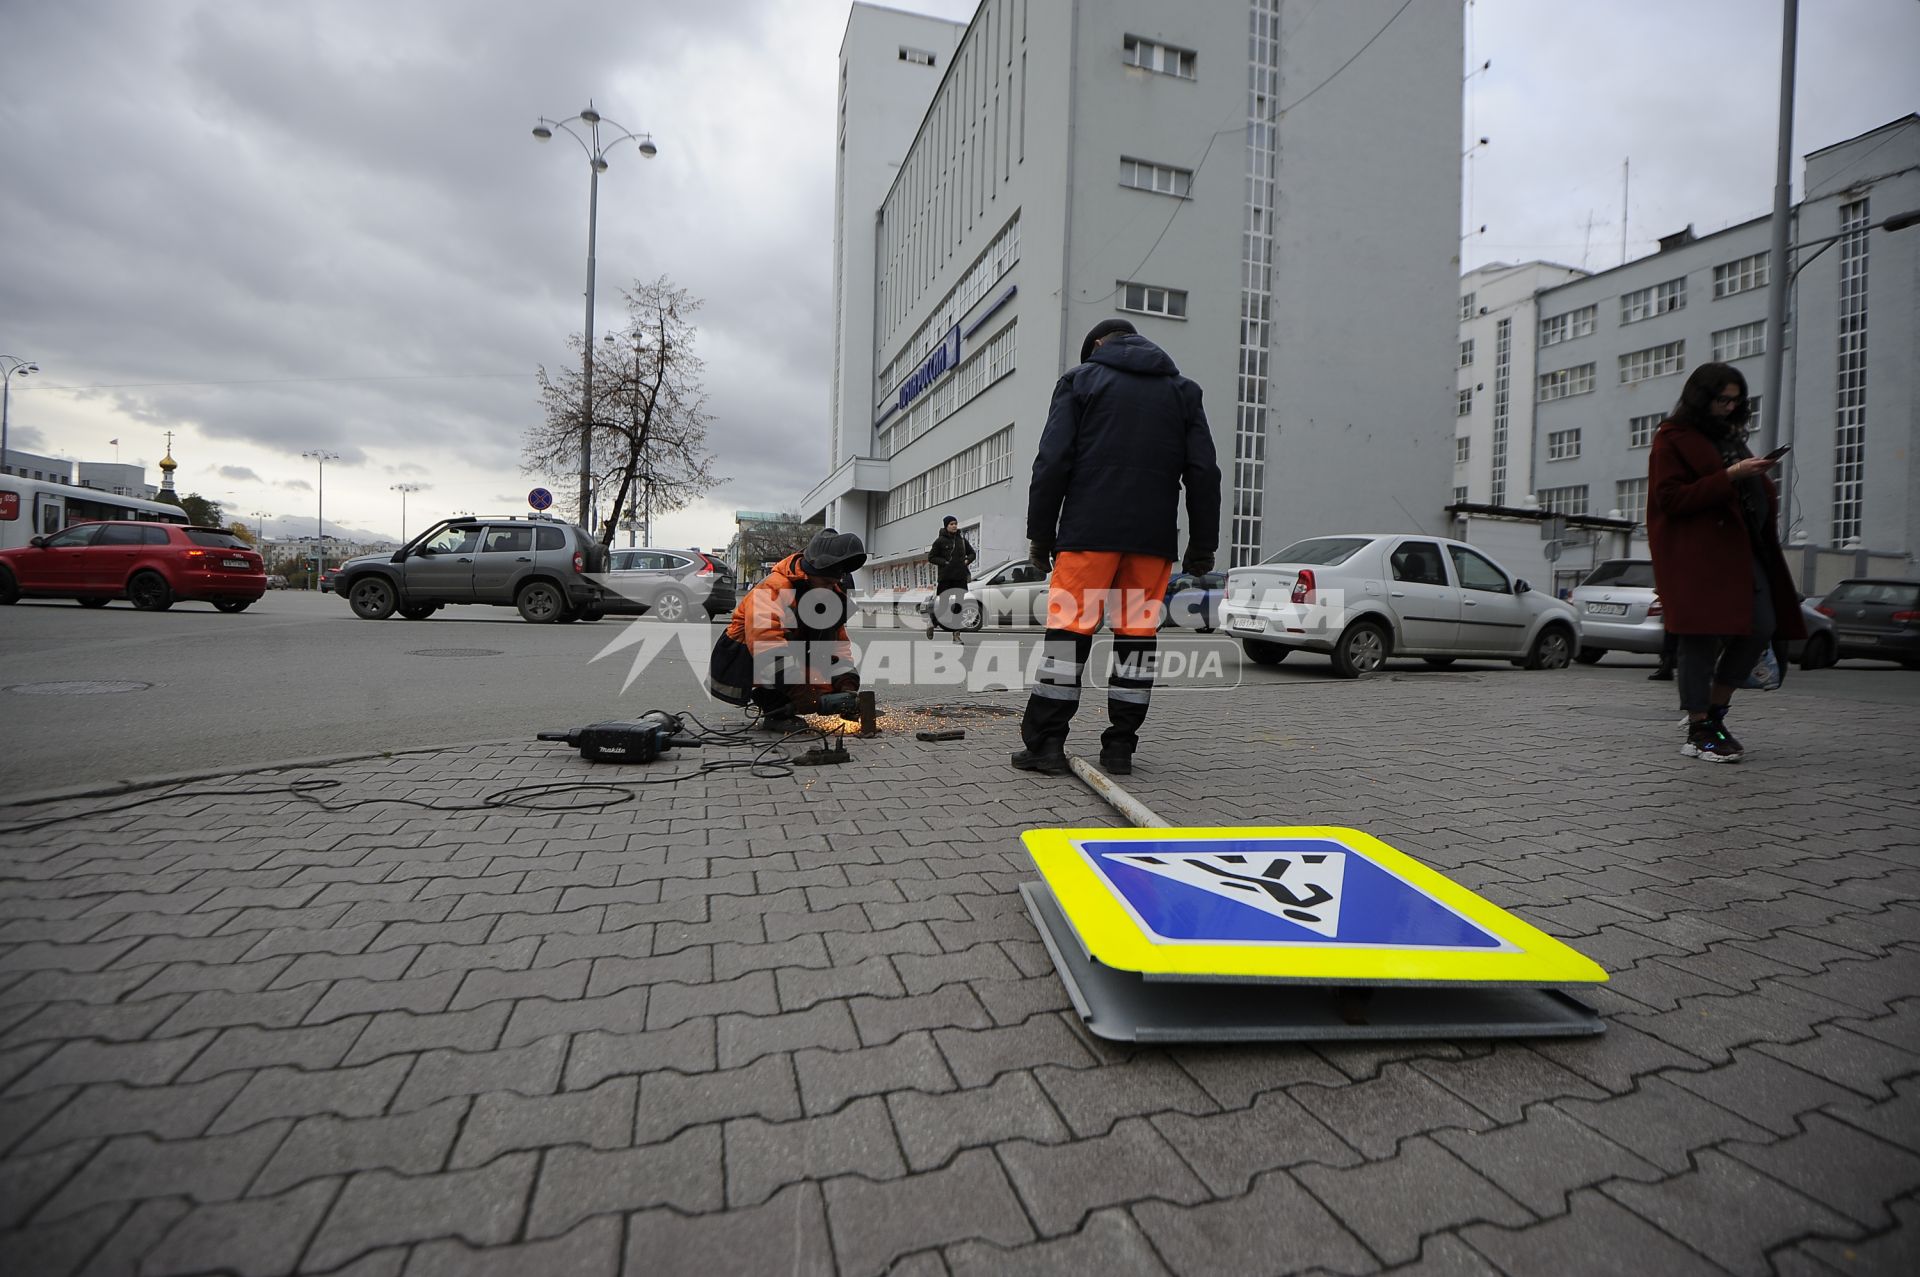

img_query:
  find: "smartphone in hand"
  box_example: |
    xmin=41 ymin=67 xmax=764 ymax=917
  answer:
xmin=1764 ymin=444 xmax=1791 ymax=461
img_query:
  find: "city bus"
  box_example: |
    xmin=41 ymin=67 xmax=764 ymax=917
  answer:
xmin=0 ymin=474 xmax=192 ymax=551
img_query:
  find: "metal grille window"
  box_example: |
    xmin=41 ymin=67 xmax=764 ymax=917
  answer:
xmin=1490 ymin=318 xmax=1512 ymax=504
xmin=1619 ymin=341 xmax=1685 ymax=384
xmin=1120 ymin=157 xmax=1192 ymax=196
xmin=1614 ymin=477 xmax=1648 ymax=524
xmin=1539 ymin=304 xmax=1596 ymax=347
xmin=1547 ymin=429 xmax=1581 ymax=461
xmin=1629 ymin=413 xmax=1661 ymax=448
xmin=1455 ymin=437 xmax=1470 ymax=464
xmin=1230 ymin=0 xmax=1280 ymax=567
xmin=1538 ymin=485 xmax=1589 ymax=515
xmin=1832 ymin=200 xmax=1869 ymax=543
xmin=1122 ymin=35 xmax=1195 ymax=78
xmin=1712 ymin=252 xmax=1769 ymax=298
xmin=1537 ymin=363 xmax=1595 ymax=401
xmin=1459 ymin=338 xmax=1474 ymax=367
xmin=1620 ymin=277 xmax=1686 ymax=324
xmin=1459 ymin=292 xmax=1476 ymax=322
xmin=1712 ymin=321 xmax=1766 ymax=362
xmin=1457 ymin=388 xmax=1472 ymax=417
xmin=1119 ymin=282 xmax=1187 ymax=318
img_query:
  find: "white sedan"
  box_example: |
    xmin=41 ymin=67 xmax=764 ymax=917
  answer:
xmin=1219 ymin=534 xmax=1581 ymax=677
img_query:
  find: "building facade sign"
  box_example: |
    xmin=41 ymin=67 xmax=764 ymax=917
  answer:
xmin=894 ymin=325 xmax=961 ymax=411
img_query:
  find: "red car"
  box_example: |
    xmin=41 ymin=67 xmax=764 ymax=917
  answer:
xmin=0 ymin=521 xmax=267 ymax=612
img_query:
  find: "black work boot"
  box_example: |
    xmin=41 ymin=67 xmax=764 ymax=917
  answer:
xmin=1010 ymin=743 xmax=1071 ymax=775
xmin=1096 ymin=749 xmax=1133 ymax=776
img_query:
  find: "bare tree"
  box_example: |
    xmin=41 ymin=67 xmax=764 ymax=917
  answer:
xmin=528 ymin=276 xmax=720 ymax=544
xmin=735 ymin=511 xmax=824 ymax=581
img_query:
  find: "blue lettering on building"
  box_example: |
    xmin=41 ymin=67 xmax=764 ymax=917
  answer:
xmin=896 ymin=326 xmax=963 ymax=411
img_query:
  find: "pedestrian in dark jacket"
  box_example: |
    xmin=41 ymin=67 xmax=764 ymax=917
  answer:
xmin=1012 ymin=319 xmax=1221 ymax=777
xmin=926 ymin=515 xmax=976 ymax=636
xmin=1647 ymin=361 xmax=1803 ymax=763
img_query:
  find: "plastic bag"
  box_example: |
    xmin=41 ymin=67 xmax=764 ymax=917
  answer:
xmin=1739 ymin=645 xmax=1782 ymax=692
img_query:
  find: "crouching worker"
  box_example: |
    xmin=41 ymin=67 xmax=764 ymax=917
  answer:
xmin=708 ymin=529 xmax=866 ymax=730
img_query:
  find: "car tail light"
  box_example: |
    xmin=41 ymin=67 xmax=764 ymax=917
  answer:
xmin=185 ymin=549 xmax=206 ymax=560
xmin=1893 ymin=610 xmax=1920 ymax=624
xmin=696 ymin=554 xmax=716 ymax=576
xmin=1291 ymin=568 xmax=1316 ymax=606
xmin=572 ymin=551 xmax=585 ymax=572
xmin=1815 ymin=605 xmax=1835 ymax=617
xmin=1648 ymin=599 xmax=1663 ymax=618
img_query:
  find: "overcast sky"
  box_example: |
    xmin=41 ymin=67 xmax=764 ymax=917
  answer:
xmin=3 ymin=1 xmax=1915 ymax=549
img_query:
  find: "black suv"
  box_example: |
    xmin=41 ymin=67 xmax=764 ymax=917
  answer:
xmin=334 ymin=516 xmax=610 ymax=623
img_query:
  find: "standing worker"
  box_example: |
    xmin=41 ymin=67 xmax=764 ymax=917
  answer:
xmin=926 ymin=514 xmax=977 ymax=637
xmin=1013 ymin=318 xmax=1221 ymax=776
xmin=1647 ymin=362 xmax=1802 ymax=762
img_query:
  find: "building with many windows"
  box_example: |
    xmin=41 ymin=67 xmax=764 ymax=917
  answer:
xmin=1459 ymin=115 xmax=1919 ymax=586
xmin=1454 ymin=261 xmax=1589 ymax=510
xmin=806 ymin=0 xmax=1464 ymax=587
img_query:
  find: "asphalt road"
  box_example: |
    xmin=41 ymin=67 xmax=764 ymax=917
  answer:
xmin=3 ymin=588 xmax=1916 ymax=798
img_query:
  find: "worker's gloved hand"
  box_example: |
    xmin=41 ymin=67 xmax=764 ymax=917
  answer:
xmin=1029 ymin=541 xmax=1054 ymax=572
xmin=1181 ymin=550 xmax=1215 ymax=577
xmin=830 ymin=672 xmax=860 ymax=695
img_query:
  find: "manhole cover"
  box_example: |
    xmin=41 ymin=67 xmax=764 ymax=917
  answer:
xmin=7 ymin=680 xmax=152 ymax=696
xmin=408 ymin=648 xmax=503 ymax=658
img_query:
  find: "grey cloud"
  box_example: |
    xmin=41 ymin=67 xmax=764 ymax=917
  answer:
xmin=217 ymin=466 xmax=263 ymax=482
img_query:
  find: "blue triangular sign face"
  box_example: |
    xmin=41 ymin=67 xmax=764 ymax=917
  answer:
xmin=1081 ymin=837 xmax=1509 ymax=951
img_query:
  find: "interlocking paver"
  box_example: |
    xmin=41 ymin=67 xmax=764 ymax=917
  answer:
xmin=1722 ymin=1111 xmax=1920 ymax=1228
xmin=250 ymin=1099 xmax=467 ymax=1196
xmin=1602 ymin=1148 xmax=1857 ymax=1273
xmin=1431 ymin=1104 xmax=1663 ymax=1217
xmin=341 ymin=1002 xmax=510 ymax=1067
xmin=178 ymin=1017 xmax=370 ymax=1082
xmin=7 ymin=1030 xmax=215 ymax=1095
xmin=15 ymin=1075 xmax=247 ymax=1154
xmin=564 ymin=1017 xmax=714 ymax=1090
xmin=300 ymin=1152 xmax=538 ymax=1272
xmin=1152 ymin=1089 xmax=1362 ymax=1195
xmin=635 ymin=1052 xmax=800 ymax=1143
xmin=1133 ymin=1171 xmax=1374 ymax=1276
xmin=724 ymin=1095 xmax=907 ymax=1207
xmin=1035 ymin=1053 xmax=1221 ymax=1139
xmin=390 ymin=1036 xmax=565 ymax=1111
xmin=795 ymin=1031 xmax=956 ymax=1115
xmin=1461 ymin=1187 xmax=1727 ymax=1276
xmin=889 ymin=1070 xmax=1068 ymax=1171
xmin=945 ymin=1207 xmax=1172 ymax=1277
xmin=718 ymin=1000 xmax=861 ymax=1068
xmin=404 ymin=1215 xmax=622 ymax=1277
xmin=823 ymin=1147 xmax=1033 ymax=1277
xmin=998 ymin=1115 xmax=1209 ymax=1235
xmin=624 ymin=1182 xmax=836 ymax=1276
xmin=449 ymin=1077 xmax=637 ymax=1167
xmin=140 ymin=1178 xmax=336 ymax=1277
xmin=36 ymin=1123 xmax=289 ymax=1223
xmin=1294 ymin=1135 xmax=1533 ymax=1265
xmin=526 ymin=1126 xmax=723 ymax=1237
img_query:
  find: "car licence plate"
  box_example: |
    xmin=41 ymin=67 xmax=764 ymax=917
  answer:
xmin=1586 ymin=602 xmax=1628 ymax=616
xmin=1230 ymin=617 xmax=1265 ymax=633
xmin=223 ymin=557 xmax=250 ymax=568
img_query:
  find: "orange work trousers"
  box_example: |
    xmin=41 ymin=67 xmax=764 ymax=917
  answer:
xmin=1045 ymin=551 xmax=1171 ymax=637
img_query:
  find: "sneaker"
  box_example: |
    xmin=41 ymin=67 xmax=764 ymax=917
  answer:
xmin=1098 ymin=751 xmax=1133 ymax=776
xmin=1010 ymin=746 xmax=1071 ymax=776
xmin=1681 ymin=719 xmax=1743 ymax=763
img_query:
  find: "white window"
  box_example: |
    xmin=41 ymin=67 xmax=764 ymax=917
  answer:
xmin=1712 ymin=321 xmax=1766 ymax=362
xmin=1538 ymin=485 xmax=1589 ymax=516
xmin=1457 ymin=388 xmax=1473 ymax=417
xmin=1451 ymin=485 xmax=1469 ymax=504
xmin=898 ymin=47 xmax=937 ymax=67
xmin=1537 ymin=364 xmax=1595 ymax=402
xmin=1459 ymin=339 xmax=1474 ymax=367
xmin=1713 ymin=252 xmax=1769 ymax=298
xmin=1614 ymin=477 xmax=1648 ymax=524
xmin=1547 ymin=429 xmax=1581 ymax=461
xmin=1120 ymin=281 xmax=1187 ymax=318
xmin=1455 ymin=437 xmax=1470 ymax=464
xmin=1621 ymin=277 xmax=1686 ymax=324
xmin=1619 ymin=341 xmax=1686 ymax=384
xmin=1459 ymin=292 xmax=1476 ymax=322
xmin=1120 ymin=157 xmax=1192 ymax=197
xmin=1538 ymin=304 xmax=1596 ymax=348
xmin=1123 ymin=35 xmax=1196 ymax=78
xmin=1629 ymin=413 xmax=1662 ymax=448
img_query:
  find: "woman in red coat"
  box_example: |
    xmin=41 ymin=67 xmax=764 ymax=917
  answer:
xmin=1647 ymin=362 xmax=1804 ymax=762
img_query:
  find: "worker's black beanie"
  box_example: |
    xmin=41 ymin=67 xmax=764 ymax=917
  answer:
xmin=1080 ymin=318 xmax=1137 ymax=364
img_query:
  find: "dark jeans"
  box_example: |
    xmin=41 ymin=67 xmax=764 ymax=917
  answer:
xmin=930 ymin=583 xmax=970 ymax=631
xmin=1676 ymin=558 xmax=1775 ymax=714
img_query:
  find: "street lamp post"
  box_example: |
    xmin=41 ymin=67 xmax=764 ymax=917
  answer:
xmin=250 ymin=510 xmax=272 ymax=563
xmin=390 ymin=483 xmax=424 ymax=544
xmin=302 ymin=450 xmax=339 ymax=590
xmin=2 ymin=355 xmax=40 ymax=475
xmin=532 ymin=102 xmax=658 ymax=541
xmin=1766 ymin=208 xmax=1920 ymax=540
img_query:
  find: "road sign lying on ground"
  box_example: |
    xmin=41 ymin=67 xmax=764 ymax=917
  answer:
xmin=1020 ymin=826 xmax=1607 ymax=1041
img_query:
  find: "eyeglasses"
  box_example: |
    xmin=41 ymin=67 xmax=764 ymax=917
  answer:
xmin=1712 ymin=393 xmax=1744 ymax=406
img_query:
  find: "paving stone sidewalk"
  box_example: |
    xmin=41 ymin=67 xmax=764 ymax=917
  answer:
xmin=0 ymin=670 xmax=1915 ymax=1275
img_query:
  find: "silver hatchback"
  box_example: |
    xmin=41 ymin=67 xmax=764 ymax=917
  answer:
xmin=1572 ymin=557 xmax=1838 ymax=669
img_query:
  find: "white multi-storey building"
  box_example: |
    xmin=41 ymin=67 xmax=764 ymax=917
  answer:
xmin=1462 ymin=115 xmax=1919 ymax=588
xmin=1454 ymin=261 xmax=1589 ymax=509
xmin=806 ymin=0 xmax=1464 ymax=587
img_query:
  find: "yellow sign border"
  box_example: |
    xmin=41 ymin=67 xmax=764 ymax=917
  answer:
xmin=1022 ymin=826 xmax=1607 ymax=985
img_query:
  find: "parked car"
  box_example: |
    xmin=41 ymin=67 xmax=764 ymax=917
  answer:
xmin=1816 ymin=578 xmax=1920 ymax=667
xmin=920 ymin=558 xmax=1050 ymax=630
xmin=332 ymin=516 xmax=610 ymax=623
xmin=0 ymin=521 xmax=266 ymax=612
xmin=318 ymin=567 xmax=343 ymax=593
xmin=1163 ymin=571 xmax=1227 ymax=631
xmin=1218 ymin=534 xmax=1580 ymax=677
xmin=1571 ymin=558 xmax=1838 ymax=670
xmin=600 ymin=547 xmax=737 ymax=621
xmin=265 ymin=573 xmax=291 ymax=590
